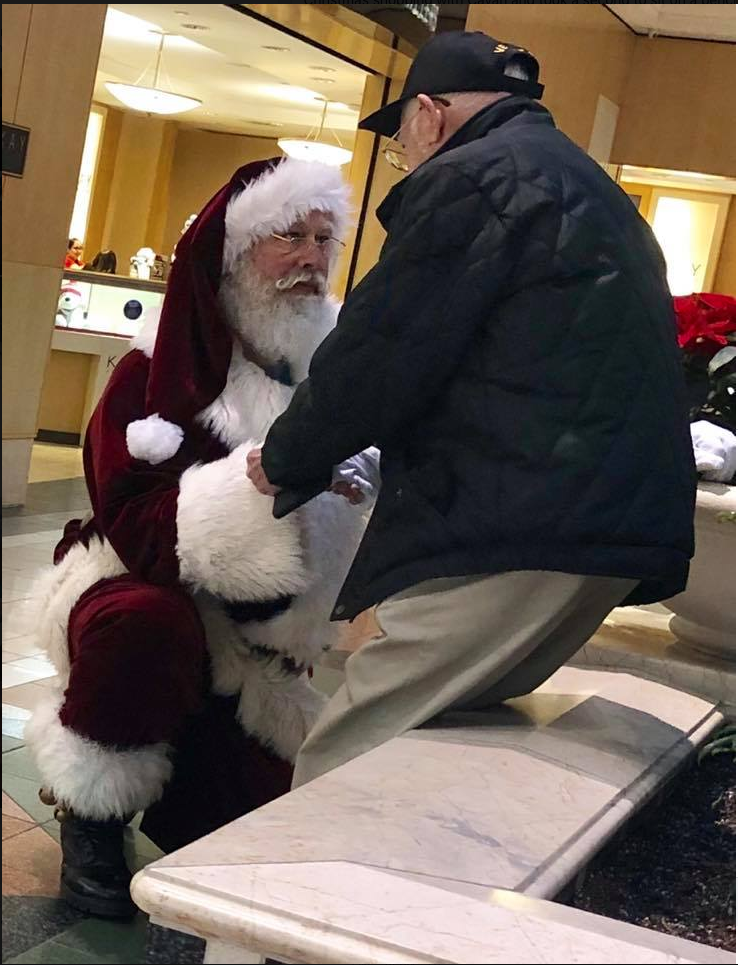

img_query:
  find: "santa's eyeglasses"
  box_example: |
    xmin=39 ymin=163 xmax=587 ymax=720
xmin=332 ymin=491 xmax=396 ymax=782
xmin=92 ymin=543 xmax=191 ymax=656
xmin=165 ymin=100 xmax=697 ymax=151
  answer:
xmin=270 ymin=231 xmax=346 ymax=253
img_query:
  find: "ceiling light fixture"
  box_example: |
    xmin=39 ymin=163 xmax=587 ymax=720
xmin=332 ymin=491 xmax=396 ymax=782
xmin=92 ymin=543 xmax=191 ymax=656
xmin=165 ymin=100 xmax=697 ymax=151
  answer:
xmin=278 ymin=99 xmax=352 ymax=167
xmin=105 ymin=32 xmax=202 ymax=115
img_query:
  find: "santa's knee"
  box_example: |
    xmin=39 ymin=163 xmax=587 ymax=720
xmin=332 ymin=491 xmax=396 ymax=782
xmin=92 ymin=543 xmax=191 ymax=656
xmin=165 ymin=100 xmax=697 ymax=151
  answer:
xmin=28 ymin=578 xmax=206 ymax=821
xmin=61 ymin=576 xmax=207 ymax=747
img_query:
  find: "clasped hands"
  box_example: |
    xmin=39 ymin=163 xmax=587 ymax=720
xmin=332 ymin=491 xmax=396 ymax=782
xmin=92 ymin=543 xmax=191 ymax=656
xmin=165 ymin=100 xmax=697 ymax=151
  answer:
xmin=246 ymin=448 xmax=365 ymax=505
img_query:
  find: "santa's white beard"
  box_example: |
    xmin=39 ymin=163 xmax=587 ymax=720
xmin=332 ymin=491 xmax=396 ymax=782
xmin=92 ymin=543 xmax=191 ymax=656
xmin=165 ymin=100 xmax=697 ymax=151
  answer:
xmin=219 ymin=259 xmax=338 ymax=383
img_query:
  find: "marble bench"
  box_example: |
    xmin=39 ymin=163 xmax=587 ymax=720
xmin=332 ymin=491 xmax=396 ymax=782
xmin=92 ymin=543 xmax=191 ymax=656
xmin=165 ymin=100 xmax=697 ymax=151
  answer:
xmin=132 ymin=666 xmax=725 ymax=964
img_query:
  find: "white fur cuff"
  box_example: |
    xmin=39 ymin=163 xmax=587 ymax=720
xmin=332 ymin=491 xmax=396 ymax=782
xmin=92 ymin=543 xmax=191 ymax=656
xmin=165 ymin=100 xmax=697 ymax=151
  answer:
xmin=237 ymin=660 xmax=327 ymax=763
xmin=127 ymin=413 xmax=184 ymax=465
xmin=25 ymin=693 xmax=172 ymax=820
xmin=176 ymin=441 xmax=309 ymax=601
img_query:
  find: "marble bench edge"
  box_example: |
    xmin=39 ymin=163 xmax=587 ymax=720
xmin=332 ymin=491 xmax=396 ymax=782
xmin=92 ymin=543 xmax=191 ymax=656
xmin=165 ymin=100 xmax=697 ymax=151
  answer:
xmin=523 ymin=705 xmax=724 ymax=898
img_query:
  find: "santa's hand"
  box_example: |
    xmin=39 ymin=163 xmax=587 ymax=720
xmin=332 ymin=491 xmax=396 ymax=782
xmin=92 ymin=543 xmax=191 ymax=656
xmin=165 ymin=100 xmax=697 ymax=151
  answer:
xmin=246 ymin=448 xmax=281 ymax=496
xmin=330 ymin=480 xmax=365 ymax=504
xmin=331 ymin=449 xmax=381 ymax=502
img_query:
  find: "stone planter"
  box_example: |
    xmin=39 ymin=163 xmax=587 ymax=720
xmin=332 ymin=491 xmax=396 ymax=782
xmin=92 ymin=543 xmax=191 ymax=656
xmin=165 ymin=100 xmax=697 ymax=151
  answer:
xmin=662 ymin=481 xmax=736 ymax=661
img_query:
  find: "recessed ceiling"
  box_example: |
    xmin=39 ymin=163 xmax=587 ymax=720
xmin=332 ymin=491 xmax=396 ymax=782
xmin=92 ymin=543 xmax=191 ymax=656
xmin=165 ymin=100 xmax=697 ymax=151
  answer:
xmin=606 ymin=4 xmax=736 ymax=42
xmin=94 ymin=5 xmax=369 ymax=142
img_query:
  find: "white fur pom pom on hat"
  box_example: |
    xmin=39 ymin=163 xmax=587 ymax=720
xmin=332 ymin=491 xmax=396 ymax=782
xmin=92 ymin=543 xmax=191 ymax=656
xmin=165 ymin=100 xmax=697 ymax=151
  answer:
xmin=126 ymin=413 xmax=184 ymax=465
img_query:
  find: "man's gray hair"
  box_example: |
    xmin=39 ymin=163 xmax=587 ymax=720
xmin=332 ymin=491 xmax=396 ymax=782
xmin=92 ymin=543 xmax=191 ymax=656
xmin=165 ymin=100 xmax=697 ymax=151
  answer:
xmin=436 ymin=57 xmax=532 ymax=113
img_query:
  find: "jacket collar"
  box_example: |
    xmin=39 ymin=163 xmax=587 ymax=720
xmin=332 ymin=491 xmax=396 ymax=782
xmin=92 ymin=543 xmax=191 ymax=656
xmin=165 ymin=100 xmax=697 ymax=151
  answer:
xmin=377 ymin=97 xmax=553 ymax=229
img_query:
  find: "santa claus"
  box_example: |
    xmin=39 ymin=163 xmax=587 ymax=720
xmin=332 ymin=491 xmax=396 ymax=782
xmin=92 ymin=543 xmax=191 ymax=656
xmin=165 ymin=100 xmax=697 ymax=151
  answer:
xmin=26 ymin=158 xmax=378 ymax=919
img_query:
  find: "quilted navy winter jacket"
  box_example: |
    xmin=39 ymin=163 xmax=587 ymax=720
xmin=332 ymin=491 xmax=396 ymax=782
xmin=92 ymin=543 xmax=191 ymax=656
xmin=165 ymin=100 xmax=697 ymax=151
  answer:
xmin=263 ymin=96 xmax=696 ymax=620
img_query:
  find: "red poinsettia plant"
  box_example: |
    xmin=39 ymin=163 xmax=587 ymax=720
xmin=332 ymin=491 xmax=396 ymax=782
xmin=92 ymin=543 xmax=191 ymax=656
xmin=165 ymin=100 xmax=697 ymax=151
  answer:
xmin=674 ymin=293 xmax=736 ymax=355
xmin=674 ymin=293 xmax=736 ymax=431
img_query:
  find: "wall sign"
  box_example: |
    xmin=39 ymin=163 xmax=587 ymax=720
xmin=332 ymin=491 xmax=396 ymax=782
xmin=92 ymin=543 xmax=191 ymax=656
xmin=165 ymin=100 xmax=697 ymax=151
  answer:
xmin=2 ymin=122 xmax=30 ymax=178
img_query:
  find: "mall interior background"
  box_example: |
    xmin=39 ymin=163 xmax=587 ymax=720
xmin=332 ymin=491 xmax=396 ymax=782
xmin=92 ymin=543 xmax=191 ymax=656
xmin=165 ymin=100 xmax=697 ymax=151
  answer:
xmin=2 ymin=2 xmax=736 ymax=508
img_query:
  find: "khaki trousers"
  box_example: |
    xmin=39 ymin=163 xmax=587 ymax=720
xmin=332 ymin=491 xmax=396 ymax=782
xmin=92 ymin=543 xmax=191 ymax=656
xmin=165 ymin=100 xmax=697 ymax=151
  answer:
xmin=293 ymin=571 xmax=636 ymax=788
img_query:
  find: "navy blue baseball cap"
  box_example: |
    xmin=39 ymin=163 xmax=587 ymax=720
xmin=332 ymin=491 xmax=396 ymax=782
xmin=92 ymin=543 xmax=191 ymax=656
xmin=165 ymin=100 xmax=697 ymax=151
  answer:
xmin=359 ymin=31 xmax=544 ymax=137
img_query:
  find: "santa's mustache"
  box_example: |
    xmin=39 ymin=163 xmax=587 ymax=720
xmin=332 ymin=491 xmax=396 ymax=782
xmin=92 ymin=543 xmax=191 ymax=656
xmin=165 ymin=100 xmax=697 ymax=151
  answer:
xmin=275 ymin=268 xmax=327 ymax=293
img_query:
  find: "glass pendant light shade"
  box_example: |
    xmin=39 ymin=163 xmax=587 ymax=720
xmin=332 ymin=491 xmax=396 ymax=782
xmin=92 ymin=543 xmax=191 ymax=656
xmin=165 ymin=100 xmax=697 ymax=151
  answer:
xmin=277 ymin=139 xmax=352 ymax=166
xmin=105 ymin=83 xmax=200 ymax=115
xmin=278 ymin=100 xmax=352 ymax=167
xmin=106 ymin=33 xmax=201 ymax=116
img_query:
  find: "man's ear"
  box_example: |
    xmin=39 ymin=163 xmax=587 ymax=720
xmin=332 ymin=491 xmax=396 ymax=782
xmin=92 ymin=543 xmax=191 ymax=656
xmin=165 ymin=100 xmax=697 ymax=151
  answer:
xmin=416 ymin=93 xmax=444 ymax=141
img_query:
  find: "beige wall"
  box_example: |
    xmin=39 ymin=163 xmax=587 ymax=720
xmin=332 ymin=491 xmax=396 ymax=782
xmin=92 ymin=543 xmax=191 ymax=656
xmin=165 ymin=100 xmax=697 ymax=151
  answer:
xmin=466 ymin=4 xmax=635 ymax=151
xmin=2 ymin=3 xmax=106 ymax=506
xmin=162 ymin=129 xmax=281 ymax=258
xmin=714 ymin=197 xmax=736 ymax=296
xmin=612 ymin=38 xmax=736 ymax=178
xmin=37 ymin=351 xmax=92 ymax=435
xmin=85 ymin=107 xmax=123 ymax=260
xmin=98 ymin=113 xmax=177 ymax=268
xmin=86 ymin=119 xmax=283 ymax=267
xmin=350 ymin=75 xmax=406 ymax=288
xmin=466 ymin=6 xmax=736 ymax=180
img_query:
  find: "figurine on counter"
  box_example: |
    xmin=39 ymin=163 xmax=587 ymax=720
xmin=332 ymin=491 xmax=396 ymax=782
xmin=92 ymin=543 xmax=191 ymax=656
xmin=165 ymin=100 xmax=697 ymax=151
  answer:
xmin=129 ymin=246 xmax=156 ymax=280
xmin=55 ymin=285 xmax=85 ymax=328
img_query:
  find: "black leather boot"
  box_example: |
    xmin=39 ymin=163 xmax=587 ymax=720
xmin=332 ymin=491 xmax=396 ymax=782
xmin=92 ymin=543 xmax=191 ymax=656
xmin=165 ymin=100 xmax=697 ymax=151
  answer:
xmin=59 ymin=812 xmax=137 ymax=919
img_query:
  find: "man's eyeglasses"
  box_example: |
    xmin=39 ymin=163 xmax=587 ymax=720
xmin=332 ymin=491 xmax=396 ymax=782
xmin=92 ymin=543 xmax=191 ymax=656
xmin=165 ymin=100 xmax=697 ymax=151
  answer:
xmin=382 ymin=96 xmax=451 ymax=172
xmin=270 ymin=231 xmax=346 ymax=253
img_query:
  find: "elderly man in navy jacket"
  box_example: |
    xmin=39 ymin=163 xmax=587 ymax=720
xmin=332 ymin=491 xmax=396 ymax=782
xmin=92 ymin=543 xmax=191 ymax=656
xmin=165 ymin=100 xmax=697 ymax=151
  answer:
xmin=248 ymin=32 xmax=696 ymax=787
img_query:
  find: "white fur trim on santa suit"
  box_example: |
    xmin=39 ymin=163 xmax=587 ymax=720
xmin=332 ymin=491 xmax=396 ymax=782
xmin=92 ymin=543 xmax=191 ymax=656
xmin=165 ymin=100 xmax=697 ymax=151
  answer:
xmin=176 ymin=441 xmax=309 ymax=602
xmin=26 ymin=692 xmax=172 ymax=820
xmin=236 ymin=660 xmax=327 ymax=763
xmin=127 ymin=413 xmax=184 ymax=465
xmin=193 ymin=598 xmax=326 ymax=763
xmin=233 ymin=491 xmax=370 ymax=666
xmin=223 ymin=159 xmax=351 ymax=275
xmin=32 ymin=535 xmax=126 ymax=680
xmin=130 ymin=305 xmax=161 ymax=358
xmin=129 ymin=309 xmax=190 ymax=465
xmin=197 ymin=354 xmax=295 ymax=451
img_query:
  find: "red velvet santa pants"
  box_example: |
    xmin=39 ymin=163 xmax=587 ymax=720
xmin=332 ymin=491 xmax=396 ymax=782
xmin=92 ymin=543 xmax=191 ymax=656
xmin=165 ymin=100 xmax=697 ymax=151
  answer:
xmin=59 ymin=574 xmax=207 ymax=747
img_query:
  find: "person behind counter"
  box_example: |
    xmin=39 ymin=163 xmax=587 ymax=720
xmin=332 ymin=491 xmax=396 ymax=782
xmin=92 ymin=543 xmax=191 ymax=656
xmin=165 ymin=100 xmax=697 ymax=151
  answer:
xmin=65 ymin=238 xmax=85 ymax=270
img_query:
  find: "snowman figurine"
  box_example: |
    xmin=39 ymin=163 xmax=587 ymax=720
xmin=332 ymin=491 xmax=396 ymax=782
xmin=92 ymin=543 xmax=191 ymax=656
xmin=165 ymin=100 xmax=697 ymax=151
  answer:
xmin=56 ymin=285 xmax=85 ymax=328
xmin=130 ymin=247 xmax=156 ymax=281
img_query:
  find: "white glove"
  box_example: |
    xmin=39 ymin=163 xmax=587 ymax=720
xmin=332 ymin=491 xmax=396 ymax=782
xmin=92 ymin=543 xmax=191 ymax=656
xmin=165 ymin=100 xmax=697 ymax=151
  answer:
xmin=690 ymin=421 xmax=736 ymax=482
xmin=332 ymin=447 xmax=381 ymax=500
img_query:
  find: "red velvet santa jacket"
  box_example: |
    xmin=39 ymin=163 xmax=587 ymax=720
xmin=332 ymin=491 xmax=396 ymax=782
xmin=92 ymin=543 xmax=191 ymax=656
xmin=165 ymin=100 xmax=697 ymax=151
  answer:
xmin=42 ymin=331 xmax=371 ymax=762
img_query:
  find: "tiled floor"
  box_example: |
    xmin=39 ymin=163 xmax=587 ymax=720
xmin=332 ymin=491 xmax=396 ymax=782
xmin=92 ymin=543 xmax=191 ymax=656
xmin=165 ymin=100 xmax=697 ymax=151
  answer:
xmin=2 ymin=458 xmax=161 ymax=964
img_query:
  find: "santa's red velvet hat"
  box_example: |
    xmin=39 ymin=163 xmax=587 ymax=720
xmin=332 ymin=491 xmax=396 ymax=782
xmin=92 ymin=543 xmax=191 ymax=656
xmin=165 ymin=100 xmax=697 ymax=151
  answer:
xmin=126 ymin=157 xmax=350 ymax=465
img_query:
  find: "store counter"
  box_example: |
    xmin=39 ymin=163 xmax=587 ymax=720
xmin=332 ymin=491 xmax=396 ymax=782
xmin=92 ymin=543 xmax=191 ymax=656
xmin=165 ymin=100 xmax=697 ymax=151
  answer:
xmin=37 ymin=271 xmax=166 ymax=444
